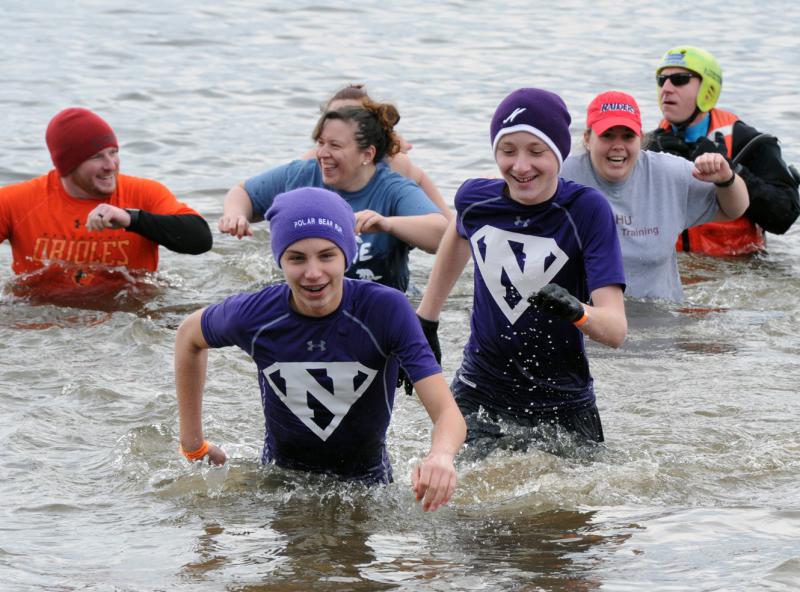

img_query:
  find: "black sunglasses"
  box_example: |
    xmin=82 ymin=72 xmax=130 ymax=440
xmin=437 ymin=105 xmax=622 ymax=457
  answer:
xmin=656 ymin=72 xmax=698 ymax=87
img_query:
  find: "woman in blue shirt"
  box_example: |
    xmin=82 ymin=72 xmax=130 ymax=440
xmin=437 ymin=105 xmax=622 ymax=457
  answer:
xmin=219 ymin=101 xmax=447 ymax=293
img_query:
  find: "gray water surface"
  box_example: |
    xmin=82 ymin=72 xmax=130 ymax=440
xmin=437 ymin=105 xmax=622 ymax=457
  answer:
xmin=1 ymin=1 xmax=799 ymax=590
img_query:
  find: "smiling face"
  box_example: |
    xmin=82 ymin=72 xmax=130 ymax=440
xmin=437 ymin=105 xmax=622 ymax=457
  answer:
xmin=63 ymin=146 xmax=119 ymax=199
xmin=494 ymin=131 xmax=560 ymax=205
xmin=584 ymin=125 xmax=641 ymax=182
xmin=280 ymin=237 xmax=346 ymax=318
xmin=315 ymin=118 xmax=375 ymax=192
xmin=658 ymin=67 xmax=702 ymax=124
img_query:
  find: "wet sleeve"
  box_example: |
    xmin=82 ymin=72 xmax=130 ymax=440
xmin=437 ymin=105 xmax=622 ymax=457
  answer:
xmin=733 ymin=122 xmax=800 ymax=234
xmin=126 ymin=210 xmax=213 ymax=254
xmin=200 ymin=293 xmax=252 ymax=349
xmin=243 ymin=163 xmax=292 ymax=218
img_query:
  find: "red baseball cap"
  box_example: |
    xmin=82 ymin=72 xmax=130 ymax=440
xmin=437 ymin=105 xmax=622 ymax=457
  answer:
xmin=586 ymin=91 xmax=642 ymax=136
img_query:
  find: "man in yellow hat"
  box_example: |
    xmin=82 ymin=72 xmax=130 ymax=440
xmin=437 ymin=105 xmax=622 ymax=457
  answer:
xmin=648 ymin=46 xmax=799 ymax=256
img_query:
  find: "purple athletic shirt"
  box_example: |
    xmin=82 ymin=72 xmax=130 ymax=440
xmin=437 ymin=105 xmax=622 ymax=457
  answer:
xmin=201 ymin=278 xmax=441 ymax=483
xmin=454 ymin=177 xmax=625 ymax=415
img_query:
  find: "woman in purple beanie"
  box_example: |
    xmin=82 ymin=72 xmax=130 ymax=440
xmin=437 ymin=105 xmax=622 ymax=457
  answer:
xmin=417 ymin=88 xmax=627 ymax=455
xmin=175 ymin=187 xmax=465 ymax=511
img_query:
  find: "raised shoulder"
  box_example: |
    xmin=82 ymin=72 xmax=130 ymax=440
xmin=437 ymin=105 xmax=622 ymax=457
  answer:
xmin=386 ymin=152 xmax=415 ymax=179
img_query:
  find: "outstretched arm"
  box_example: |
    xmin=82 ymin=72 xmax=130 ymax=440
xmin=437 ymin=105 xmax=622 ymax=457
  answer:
xmin=85 ymin=205 xmax=213 ymax=254
xmin=416 ymin=219 xmax=471 ymax=321
xmin=175 ymin=309 xmax=227 ymax=465
xmin=354 ymin=210 xmax=447 ymax=253
xmin=411 ymin=373 xmax=466 ymax=512
xmin=218 ymin=183 xmax=257 ymax=239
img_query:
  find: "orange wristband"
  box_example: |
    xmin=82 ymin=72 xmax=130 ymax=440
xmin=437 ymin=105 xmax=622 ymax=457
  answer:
xmin=573 ymin=310 xmax=589 ymax=327
xmin=180 ymin=440 xmax=210 ymax=461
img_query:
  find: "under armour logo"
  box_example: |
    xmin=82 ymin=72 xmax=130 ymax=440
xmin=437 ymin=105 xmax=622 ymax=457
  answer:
xmin=263 ymin=362 xmax=378 ymax=441
xmin=307 ymin=340 xmax=326 ymax=352
xmin=471 ymin=225 xmax=569 ymax=324
xmin=514 ymin=216 xmax=529 ymax=228
xmin=503 ymin=107 xmax=527 ymax=124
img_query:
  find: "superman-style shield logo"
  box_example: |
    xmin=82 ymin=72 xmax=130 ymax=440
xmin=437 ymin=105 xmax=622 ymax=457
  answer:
xmin=263 ymin=361 xmax=378 ymax=441
xmin=471 ymin=226 xmax=568 ymax=324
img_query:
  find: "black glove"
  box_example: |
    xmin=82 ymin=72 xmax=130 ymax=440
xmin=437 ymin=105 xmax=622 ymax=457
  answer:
xmin=398 ymin=369 xmax=414 ymax=396
xmin=417 ymin=315 xmax=442 ymax=364
xmin=398 ymin=315 xmax=442 ymax=396
xmin=528 ymin=284 xmax=584 ymax=323
xmin=689 ymin=132 xmax=729 ymax=161
xmin=647 ymin=129 xmax=692 ymax=159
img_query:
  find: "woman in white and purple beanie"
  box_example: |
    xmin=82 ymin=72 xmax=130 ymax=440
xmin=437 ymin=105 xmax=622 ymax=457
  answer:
xmin=416 ymin=87 xmax=627 ymax=457
xmin=489 ymin=87 xmax=572 ymax=172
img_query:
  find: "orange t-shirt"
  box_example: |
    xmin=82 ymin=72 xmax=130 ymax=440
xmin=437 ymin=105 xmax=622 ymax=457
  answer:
xmin=0 ymin=170 xmax=200 ymax=277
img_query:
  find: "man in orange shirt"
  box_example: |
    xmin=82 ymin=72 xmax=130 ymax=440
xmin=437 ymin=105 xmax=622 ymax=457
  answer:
xmin=0 ymin=108 xmax=212 ymax=292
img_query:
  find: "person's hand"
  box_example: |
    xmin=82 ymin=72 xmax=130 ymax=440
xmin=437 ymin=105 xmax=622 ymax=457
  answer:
xmin=354 ymin=209 xmax=389 ymax=235
xmin=181 ymin=441 xmax=228 ymax=465
xmin=411 ymin=451 xmax=457 ymax=512
xmin=218 ymin=214 xmax=253 ymax=239
xmin=85 ymin=204 xmax=131 ymax=231
xmin=647 ymin=130 xmax=692 ymax=159
xmin=692 ymin=152 xmax=735 ymax=185
xmin=689 ymin=132 xmax=728 ymax=161
xmin=528 ymin=283 xmax=585 ymax=322
xmin=205 ymin=443 xmax=228 ymax=465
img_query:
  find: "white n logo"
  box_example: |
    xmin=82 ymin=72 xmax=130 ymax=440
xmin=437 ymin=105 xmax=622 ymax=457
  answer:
xmin=503 ymin=107 xmax=527 ymax=124
xmin=471 ymin=225 xmax=568 ymax=324
xmin=263 ymin=362 xmax=378 ymax=441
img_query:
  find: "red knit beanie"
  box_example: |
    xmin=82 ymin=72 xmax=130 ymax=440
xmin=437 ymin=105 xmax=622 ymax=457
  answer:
xmin=45 ymin=108 xmax=119 ymax=176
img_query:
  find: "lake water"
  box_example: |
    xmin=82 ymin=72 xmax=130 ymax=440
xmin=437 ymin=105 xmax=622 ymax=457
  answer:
xmin=2 ymin=1 xmax=800 ymax=590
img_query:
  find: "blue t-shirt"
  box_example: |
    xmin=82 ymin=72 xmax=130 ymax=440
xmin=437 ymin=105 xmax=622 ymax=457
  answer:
xmin=201 ymin=278 xmax=441 ymax=484
xmin=244 ymin=159 xmax=440 ymax=292
xmin=454 ymin=178 xmax=625 ymax=415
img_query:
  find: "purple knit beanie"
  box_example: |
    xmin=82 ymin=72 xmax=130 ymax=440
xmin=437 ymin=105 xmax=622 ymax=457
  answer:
xmin=266 ymin=187 xmax=357 ymax=269
xmin=490 ymin=88 xmax=572 ymax=170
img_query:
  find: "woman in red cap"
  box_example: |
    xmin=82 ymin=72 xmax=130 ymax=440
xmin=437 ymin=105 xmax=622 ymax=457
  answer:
xmin=561 ymin=91 xmax=749 ymax=303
